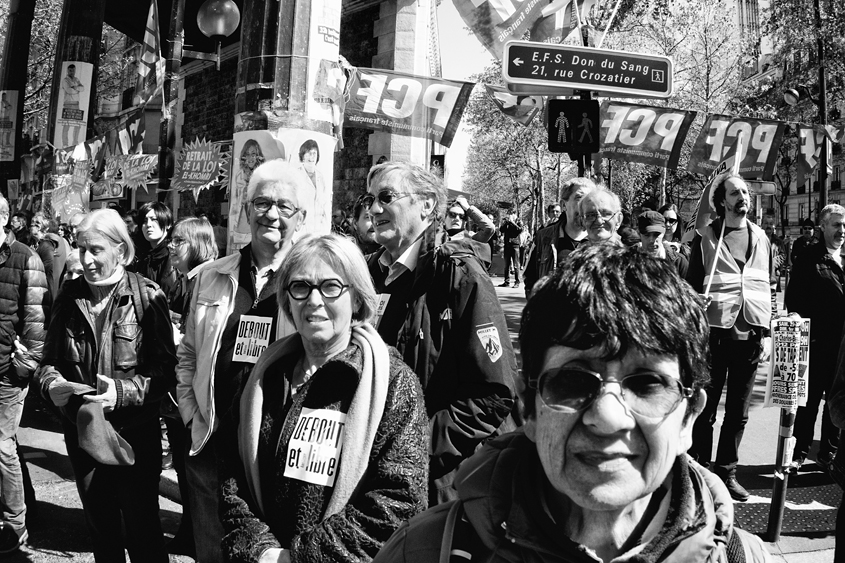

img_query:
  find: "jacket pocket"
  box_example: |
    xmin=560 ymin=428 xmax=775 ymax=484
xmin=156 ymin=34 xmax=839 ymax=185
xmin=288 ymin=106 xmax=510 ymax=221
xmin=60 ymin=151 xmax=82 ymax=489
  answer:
xmin=113 ymin=323 xmax=141 ymax=369
xmin=64 ymin=318 xmax=86 ymax=363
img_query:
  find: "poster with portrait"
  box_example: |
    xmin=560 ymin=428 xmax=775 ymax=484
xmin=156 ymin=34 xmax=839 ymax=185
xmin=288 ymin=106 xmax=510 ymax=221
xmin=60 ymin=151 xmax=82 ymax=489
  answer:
xmin=228 ymin=129 xmax=288 ymax=254
xmin=272 ymin=128 xmax=335 ymax=237
xmin=0 ymin=90 xmax=18 ymax=162
xmin=53 ymin=61 xmax=94 ymax=150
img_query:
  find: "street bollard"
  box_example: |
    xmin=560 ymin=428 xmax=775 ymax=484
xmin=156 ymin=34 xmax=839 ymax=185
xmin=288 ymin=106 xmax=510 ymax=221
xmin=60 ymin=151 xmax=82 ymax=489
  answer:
xmin=766 ymin=408 xmax=796 ymax=542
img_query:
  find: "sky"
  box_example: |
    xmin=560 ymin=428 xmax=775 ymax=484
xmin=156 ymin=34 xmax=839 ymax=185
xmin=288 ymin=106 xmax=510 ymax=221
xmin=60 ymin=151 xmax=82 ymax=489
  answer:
xmin=437 ymin=1 xmax=493 ymax=193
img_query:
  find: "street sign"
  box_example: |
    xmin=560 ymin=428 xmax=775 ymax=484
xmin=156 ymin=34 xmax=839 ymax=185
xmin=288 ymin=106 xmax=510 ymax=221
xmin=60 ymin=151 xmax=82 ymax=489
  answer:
xmin=502 ymin=40 xmax=673 ymax=99
xmin=548 ymin=99 xmax=600 ymax=153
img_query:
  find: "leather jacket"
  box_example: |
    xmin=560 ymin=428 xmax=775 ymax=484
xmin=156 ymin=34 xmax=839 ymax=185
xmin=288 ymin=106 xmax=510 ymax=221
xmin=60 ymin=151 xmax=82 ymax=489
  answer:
xmin=37 ymin=272 xmax=177 ymax=430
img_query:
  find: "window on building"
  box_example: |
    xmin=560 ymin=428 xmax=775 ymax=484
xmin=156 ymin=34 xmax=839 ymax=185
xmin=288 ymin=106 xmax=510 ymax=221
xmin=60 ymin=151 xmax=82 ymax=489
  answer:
xmin=800 ymin=203 xmax=806 ymax=220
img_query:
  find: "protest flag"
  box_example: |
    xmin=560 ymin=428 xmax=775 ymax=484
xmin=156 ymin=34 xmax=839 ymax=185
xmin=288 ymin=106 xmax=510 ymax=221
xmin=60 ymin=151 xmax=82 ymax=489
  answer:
xmin=484 ymin=86 xmax=543 ymax=127
xmin=134 ymin=0 xmax=165 ymax=106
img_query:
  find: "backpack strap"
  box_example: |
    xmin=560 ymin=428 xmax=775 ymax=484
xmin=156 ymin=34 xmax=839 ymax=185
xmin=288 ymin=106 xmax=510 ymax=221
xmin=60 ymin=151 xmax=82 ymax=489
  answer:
xmin=439 ymin=500 xmax=483 ymax=563
xmin=127 ymin=272 xmax=150 ymax=325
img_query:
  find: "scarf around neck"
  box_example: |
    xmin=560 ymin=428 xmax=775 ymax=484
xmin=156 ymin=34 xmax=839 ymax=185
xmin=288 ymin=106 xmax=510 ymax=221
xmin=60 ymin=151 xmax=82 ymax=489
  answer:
xmin=238 ymin=322 xmax=390 ymax=520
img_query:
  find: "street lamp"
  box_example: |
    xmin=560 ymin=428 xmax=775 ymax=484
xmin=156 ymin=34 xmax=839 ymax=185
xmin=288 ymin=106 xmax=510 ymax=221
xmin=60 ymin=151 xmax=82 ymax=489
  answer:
xmin=784 ymin=83 xmax=828 ymax=218
xmin=183 ymin=0 xmax=241 ymax=71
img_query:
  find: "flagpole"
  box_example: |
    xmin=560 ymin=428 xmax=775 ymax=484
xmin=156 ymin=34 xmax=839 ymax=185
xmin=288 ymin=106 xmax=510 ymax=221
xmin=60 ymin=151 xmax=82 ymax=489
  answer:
xmin=596 ymin=0 xmax=623 ymax=49
xmin=703 ymin=218 xmax=726 ymax=299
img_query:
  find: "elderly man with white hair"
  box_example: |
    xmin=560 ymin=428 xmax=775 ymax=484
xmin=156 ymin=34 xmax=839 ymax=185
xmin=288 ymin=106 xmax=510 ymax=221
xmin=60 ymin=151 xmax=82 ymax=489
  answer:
xmin=578 ymin=186 xmax=624 ymax=246
xmin=176 ymin=160 xmax=313 ymax=563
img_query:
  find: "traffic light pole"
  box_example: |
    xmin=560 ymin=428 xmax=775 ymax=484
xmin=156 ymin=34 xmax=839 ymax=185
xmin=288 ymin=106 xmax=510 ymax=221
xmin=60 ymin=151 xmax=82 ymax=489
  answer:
xmin=580 ymin=26 xmax=593 ymax=178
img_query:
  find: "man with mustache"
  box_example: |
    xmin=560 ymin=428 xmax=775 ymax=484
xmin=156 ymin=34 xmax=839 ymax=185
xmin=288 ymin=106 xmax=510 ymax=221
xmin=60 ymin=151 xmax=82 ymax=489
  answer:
xmin=686 ymin=173 xmax=775 ymax=502
xmin=785 ymin=203 xmax=845 ymax=473
xmin=176 ymin=160 xmax=311 ymax=563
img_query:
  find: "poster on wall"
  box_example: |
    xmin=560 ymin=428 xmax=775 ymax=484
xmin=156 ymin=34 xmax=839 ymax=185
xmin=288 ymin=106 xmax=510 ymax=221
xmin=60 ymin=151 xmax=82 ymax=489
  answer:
xmin=227 ymin=125 xmax=335 ymax=255
xmin=53 ymin=61 xmax=94 ymax=150
xmin=307 ymin=0 xmax=343 ymax=127
xmin=7 ymin=179 xmax=18 ymax=201
xmin=273 ymin=128 xmax=335 ymax=236
xmin=228 ymin=129 xmax=289 ymax=254
xmin=0 ymin=90 xmax=18 ymax=162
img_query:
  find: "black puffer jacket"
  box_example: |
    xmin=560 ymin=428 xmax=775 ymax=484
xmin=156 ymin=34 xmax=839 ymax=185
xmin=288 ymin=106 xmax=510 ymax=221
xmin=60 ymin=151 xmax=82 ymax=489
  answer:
xmin=36 ymin=271 xmax=177 ymax=430
xmin=0 ymin=229 xmax=50 ymax=386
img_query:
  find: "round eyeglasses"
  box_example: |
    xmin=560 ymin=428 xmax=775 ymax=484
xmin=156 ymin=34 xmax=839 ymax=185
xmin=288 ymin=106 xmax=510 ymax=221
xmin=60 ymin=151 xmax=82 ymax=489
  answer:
xmin=530 ymin=366 xmax=693 ymax=419
xmin=286 ymin=279 xmax=349 ymax=301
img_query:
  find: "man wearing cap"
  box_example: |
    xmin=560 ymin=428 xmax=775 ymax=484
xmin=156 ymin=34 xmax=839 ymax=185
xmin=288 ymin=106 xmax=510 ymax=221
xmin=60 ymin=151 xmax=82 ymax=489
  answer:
xmin=638 ymin=210 xmax=688 ymax=277
xmin=686 ymin=173 xmax=775 ymax=502
xmin=791 ymin=218 xmax=818 ymax=267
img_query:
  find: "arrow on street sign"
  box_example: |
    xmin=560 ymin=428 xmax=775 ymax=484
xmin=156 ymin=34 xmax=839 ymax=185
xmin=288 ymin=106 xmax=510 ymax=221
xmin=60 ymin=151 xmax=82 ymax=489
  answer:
xmin=502 ymin=40 xmax=674 ymax=99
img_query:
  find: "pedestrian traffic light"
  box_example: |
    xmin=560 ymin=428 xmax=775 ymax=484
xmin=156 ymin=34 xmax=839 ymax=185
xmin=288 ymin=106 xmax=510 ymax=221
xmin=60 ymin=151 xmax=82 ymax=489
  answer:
xmin=548 ymin=99 xmax=600 ymax=154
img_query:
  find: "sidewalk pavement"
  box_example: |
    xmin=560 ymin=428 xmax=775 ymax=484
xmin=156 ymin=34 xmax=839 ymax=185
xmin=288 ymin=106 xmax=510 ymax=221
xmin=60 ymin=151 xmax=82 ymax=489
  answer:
xmin=14 ymin=278 xmax=838 ymax=562
xmin=492 ymin=278 xmax=838 ymax=563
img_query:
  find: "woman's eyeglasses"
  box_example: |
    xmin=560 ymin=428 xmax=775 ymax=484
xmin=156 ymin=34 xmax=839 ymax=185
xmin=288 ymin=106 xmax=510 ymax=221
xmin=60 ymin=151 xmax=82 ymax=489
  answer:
xmin=167 ymin=237 xmax=188 ymax=248
xmin=529 ymin=366 xmax=692 ymax=419
xmin=664 ymin=217 xmax=678 ymax=226
xmin=286 ymin=279 xmax=349 ymax=301
xmin=360 ymin=190 xmax=412 ymax=209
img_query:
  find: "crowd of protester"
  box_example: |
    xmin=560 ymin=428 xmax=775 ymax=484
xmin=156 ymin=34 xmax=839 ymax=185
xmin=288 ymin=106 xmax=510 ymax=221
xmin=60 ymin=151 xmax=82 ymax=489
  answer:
xmin=13 ymin=161 xmax=845 ymax=563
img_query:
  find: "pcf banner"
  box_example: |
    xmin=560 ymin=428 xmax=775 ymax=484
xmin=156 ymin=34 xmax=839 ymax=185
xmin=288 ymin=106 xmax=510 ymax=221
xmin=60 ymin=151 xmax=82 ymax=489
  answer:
xmin=345 ymin=68 xmax=473 ymax=148
xmin=599 ymin=101 xmax=696 ymax=169
xmin=687 ymin=114 xmax=785 ymax=180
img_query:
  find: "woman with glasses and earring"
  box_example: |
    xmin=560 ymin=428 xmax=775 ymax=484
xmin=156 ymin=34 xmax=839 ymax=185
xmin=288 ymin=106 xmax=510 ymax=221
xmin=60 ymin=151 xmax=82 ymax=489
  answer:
xmin=218 ymin=233 xmax=428 ymax=563
xmin=658 ymin=203 xmax=690 ymax=258
xmin=374 ymin=245 xmax=772 ymax=563
xmin=443 ymin=196 xmax=495 ymax=243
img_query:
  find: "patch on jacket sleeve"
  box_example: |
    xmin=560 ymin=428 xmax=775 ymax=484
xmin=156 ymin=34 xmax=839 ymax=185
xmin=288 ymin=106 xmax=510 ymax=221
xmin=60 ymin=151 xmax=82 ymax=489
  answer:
xmin=476 ymin=325 xmax=502 ymax=363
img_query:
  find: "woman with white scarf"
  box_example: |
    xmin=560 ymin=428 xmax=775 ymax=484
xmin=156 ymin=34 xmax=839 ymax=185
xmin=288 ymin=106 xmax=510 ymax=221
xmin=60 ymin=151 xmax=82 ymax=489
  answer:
xmin=219 ymin=233 xmax=429 ymax=563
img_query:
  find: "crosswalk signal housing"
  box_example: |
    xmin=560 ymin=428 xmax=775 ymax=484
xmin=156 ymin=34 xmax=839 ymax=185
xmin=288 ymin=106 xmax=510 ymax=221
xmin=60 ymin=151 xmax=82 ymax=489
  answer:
xmin=548 ymin=99 xmax=600 ymax=154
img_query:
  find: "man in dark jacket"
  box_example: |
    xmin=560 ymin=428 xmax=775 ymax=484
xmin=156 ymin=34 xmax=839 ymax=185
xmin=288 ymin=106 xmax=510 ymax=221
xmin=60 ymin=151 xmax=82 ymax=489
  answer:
xmin=498 ymin=212 xmax=523 ymax=288
xmin=785 ymin=203 xmax=845 ymax=472
xmin=0 ymin=195 xmax=50 ymax=553
xmin=364 ymin=161 xmax=517 ymax=505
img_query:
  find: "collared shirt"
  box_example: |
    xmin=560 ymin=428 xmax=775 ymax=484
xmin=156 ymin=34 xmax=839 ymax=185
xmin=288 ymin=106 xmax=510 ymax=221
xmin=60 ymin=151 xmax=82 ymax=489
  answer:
xmin=379 ymin=236 xmax=423 ymax=286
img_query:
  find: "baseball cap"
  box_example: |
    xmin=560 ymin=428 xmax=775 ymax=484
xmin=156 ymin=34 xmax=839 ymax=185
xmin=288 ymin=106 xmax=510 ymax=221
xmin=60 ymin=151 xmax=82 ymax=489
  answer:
xmin=637 ymin=210 xmax=665 ymax=234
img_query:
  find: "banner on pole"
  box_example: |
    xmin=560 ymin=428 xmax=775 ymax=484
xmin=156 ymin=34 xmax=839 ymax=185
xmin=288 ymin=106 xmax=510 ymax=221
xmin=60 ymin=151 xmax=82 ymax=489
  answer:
xmin=344 ymin=68 xmax=473 ymax=148
xmin=171 ymin=138 xmax=228 ymax=194
xmin=0 ymin=90 xmax=19 ymax=162
xmin=599 ymin=101 xmax=696 ymax=169
xmin=687 ymin=114 xmax=785 ymax=180
xmin=765 ymin=317 xmax=810 ymax=409
xmin=452 ymin=0 xmax=549 ymax=59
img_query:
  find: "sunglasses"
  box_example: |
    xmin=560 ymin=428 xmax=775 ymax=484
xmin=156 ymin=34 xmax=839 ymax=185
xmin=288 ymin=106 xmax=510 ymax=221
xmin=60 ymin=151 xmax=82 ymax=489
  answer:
xmin=530 ymin=366 xmax=693 ymax=419
xmin=286 ymin=279 xmax=349 ymax=301
xmin=361 ymin=190 xmax=412 ymax=209
xmin=447 ymin=211 xmax=465 ymax=220
xmin=664 ymin=217 xmax=678 ymax=225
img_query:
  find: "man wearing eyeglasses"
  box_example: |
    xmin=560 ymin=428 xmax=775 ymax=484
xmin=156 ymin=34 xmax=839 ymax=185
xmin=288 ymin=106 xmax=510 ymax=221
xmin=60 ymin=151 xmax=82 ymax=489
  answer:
xmin=686 ymin=173 xmax=775 ymax=502
xmin=578 ymin=187 xmax=624 ymax=246
xmin=364 ymin=161 xmax=517 ymax=506
xmin=373 ymin=245 xmax=771 ymax=563
xmin=176 ymin=160 xmax=311 ymax=563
